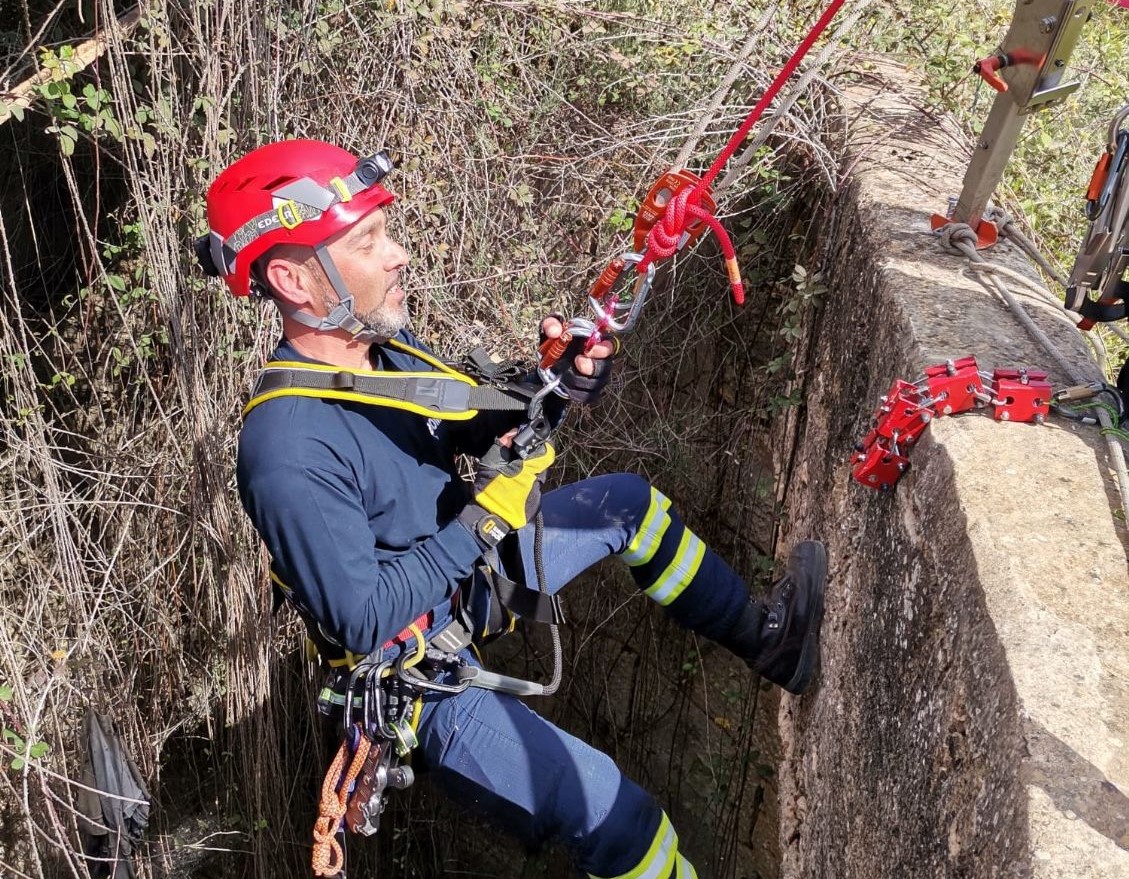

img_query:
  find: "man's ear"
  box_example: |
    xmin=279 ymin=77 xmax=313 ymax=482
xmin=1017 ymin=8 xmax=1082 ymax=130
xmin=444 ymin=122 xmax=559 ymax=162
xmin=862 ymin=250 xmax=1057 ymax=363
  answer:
xmin=263 ymin=248 xmax=321 ymax=311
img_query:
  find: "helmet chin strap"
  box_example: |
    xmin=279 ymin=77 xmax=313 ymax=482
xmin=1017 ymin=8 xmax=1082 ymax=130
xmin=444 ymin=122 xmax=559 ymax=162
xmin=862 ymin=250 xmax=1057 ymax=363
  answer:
xmin=276 ymin=244 xmax=384 ymax=343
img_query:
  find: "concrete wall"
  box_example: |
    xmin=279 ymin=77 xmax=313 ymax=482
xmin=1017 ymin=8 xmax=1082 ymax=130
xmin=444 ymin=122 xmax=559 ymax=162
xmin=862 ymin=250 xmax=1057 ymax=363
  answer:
xmin=774 ymin=62 xmax=1129 ymax=878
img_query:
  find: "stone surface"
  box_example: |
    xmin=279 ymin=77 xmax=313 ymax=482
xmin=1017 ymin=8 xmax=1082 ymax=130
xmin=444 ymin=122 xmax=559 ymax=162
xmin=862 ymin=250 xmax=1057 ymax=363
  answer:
xmin=775 ymin=59 xmax=1129 ymax=879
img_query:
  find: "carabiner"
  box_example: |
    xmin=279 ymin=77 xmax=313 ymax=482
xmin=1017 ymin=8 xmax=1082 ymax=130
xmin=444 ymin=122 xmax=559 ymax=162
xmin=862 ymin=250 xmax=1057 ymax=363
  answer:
xmin=344 ymin=656 xmax=390 ymax=736
xmin=587 ymin=252 xmax=656 ymax=334
xmin=1106 ymin=103 xmax=1129 ymax=154
xmin=1087 ymin=103 xmax=1129 ymax=222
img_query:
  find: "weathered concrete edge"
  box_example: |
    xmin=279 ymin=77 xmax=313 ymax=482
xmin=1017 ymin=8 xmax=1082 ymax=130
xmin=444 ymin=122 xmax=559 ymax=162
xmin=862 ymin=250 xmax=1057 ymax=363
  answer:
xmin=774 ymin=61 xmax=1129 ymax=878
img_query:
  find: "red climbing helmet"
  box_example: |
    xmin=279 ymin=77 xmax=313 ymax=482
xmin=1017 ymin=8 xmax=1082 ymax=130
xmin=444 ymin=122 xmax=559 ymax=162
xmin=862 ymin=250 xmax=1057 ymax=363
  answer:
xmin=197 ymin=139 xmax=396 ymax=297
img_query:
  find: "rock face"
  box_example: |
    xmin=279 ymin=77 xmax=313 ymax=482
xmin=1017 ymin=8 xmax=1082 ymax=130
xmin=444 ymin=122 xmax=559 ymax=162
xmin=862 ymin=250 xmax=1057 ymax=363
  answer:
xmin=775 ymin=63 xmax=1129 ymax=878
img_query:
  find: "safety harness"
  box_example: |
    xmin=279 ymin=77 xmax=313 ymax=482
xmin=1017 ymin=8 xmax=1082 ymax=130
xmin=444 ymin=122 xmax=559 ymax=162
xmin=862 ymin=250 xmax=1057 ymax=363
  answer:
xmin=243 ymin=338 xmax=531 ymax=421
xmin=245 ymin=337 xmax=568 ymax=876
xmin=1067 ymin=103 xmax=1129 ymax=327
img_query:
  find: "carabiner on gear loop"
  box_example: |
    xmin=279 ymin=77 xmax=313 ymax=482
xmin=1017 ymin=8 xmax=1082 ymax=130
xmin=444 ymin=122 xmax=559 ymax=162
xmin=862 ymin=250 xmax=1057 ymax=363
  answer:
xmin=343 ymin=656 xmax=391 ymax=737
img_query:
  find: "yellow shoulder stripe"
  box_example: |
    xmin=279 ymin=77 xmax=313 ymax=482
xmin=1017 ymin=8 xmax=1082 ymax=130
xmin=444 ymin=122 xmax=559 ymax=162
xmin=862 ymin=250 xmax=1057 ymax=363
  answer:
xmin=243 ymin=344 xmax=480 ymax=420
xmin=242 ymin=386 xmax=480 ymax=420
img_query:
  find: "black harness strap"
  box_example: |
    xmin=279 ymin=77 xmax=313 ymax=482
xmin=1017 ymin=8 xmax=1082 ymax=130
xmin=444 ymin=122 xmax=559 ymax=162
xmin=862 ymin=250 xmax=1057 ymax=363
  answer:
xmin=1078 ymin=282 xmax=1129 ymax=323
xmin=250 ymin=367 xmax=532 ymax=414
xmin=492 ymin=570 xmax=566 ymax=625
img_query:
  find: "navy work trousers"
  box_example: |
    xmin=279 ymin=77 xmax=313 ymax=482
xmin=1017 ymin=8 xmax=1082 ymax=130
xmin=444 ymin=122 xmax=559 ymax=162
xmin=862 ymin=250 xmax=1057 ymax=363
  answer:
xmin=415 ymin=473 xmax=748 ymax=878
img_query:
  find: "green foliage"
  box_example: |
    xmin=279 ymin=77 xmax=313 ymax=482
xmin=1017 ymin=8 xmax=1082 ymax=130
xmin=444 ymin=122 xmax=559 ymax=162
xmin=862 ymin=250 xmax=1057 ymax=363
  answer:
xmin=0 ymin=685 xmax=50 ymax=773
xmin=35 ymin=47 xmax=123 ymax=155
xmin=780 ymin=263 xmax=826 ymax=343
xmin=865 ymin=1 xmax=1129 ymax=273
xmin=6 ymin=3 xmax=1126 ymax=877
xmin=607 ymin=204 xmax=637 ymax=233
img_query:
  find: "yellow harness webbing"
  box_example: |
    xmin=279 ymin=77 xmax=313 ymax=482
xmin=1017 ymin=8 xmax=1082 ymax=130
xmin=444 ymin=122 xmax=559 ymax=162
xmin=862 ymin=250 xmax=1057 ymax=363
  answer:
xmin=242 ymin=338 xmax=529 ymax=421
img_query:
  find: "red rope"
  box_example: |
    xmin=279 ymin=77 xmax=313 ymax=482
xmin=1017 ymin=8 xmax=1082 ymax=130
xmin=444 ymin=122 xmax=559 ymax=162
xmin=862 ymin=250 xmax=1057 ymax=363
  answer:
xmin=637 ymin=0 xmax=848 ymax=304
xmin=700 ymin=0 xmax=848 ymax=191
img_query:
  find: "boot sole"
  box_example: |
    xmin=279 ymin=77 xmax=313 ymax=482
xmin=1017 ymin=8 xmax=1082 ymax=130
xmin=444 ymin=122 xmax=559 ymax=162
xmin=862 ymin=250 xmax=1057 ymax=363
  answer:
xmin=784 ymin=541 xmax=827 ymax=695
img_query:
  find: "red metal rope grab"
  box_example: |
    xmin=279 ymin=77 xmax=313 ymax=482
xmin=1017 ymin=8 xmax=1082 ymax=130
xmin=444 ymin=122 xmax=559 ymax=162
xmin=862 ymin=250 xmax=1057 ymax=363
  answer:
xmin=634 ymin=0 xmax=849 ymax=306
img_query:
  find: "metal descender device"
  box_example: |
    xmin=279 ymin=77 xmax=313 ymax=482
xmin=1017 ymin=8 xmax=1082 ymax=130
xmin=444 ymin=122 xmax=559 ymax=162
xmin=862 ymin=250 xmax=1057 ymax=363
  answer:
xmin=1066 ymin=102 xmax=1129 ymax=328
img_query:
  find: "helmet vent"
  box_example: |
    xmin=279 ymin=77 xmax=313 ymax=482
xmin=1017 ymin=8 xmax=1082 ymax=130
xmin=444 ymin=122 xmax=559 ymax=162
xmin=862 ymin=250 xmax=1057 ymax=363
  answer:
xmin=263 ymin=175 xmax=296 ymax=190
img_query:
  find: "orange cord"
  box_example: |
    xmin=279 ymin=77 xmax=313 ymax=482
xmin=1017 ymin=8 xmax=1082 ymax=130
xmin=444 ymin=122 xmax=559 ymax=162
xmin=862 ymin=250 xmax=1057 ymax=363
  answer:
xmin=311 ymin=730 xmax=372 ymax=877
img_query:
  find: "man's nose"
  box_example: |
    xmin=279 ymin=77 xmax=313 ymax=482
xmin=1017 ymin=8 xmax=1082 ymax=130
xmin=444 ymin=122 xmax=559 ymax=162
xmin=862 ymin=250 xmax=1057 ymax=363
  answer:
xmin=387 ymin=239 xmax=409 ymax=268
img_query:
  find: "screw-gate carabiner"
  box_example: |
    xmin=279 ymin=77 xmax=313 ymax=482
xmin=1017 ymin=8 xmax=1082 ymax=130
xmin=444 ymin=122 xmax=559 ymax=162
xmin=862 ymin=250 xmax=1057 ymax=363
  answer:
xmin=587 ymin=252 xmax=656 ymax=335
xmin=1067 ymin=102 xmax=1129 ymax=323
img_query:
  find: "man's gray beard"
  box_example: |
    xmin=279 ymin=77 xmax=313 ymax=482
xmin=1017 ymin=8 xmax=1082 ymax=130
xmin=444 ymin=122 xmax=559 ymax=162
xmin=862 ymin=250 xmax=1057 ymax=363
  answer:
xmin=325 ymin=294 xmax=410 ymax=339
xmin=356 ymin=299 xmax=410 ymax=338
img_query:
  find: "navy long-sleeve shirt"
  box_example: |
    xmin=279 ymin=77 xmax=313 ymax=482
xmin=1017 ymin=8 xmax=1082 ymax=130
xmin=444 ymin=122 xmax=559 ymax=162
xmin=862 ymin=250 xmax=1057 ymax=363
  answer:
xmin=237 ymin=331 xmax=525 ymax=655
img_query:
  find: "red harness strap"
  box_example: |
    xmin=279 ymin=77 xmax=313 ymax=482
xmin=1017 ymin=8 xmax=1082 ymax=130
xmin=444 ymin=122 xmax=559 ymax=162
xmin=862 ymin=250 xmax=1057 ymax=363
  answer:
xmin=381 ymin=611 xmax=432 ymax=650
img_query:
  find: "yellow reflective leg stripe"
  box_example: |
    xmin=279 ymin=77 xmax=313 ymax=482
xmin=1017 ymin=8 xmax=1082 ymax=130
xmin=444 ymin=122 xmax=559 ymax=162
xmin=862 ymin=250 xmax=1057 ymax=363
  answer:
xmin=674 ymin=855 xmax=698 ymax=879
xmin=589 ymin=812 xmax=678 ymax=879
xmin=621 ymin=488 xmax=672 ymax=566
xmin=642 ymin=529 xmax=704 ymax=606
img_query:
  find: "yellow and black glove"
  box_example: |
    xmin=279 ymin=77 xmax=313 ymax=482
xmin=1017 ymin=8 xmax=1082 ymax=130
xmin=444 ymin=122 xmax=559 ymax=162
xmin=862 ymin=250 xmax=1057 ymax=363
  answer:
xmin=458 ymin=441 xmax=555 ymax=549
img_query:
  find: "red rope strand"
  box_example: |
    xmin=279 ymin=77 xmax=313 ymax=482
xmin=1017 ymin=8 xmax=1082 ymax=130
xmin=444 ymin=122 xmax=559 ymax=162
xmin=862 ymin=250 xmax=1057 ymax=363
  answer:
xmin=636 ymin=0 xmax=848 ymax=306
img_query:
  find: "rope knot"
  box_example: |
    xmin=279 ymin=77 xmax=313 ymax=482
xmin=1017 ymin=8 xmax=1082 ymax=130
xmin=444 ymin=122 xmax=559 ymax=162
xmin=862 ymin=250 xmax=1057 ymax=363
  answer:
xmin=639 ymin=182 xmax=746 ymax=305
xmin=938 ymin=222 xmax=979 ymax=256
xmin=983 ymin=205 xmax=1014 ymax=229
xmin=311 ymin=733 xmax=373 ymax=878
xmin=644 ymin=186 xmax=697 ymax=260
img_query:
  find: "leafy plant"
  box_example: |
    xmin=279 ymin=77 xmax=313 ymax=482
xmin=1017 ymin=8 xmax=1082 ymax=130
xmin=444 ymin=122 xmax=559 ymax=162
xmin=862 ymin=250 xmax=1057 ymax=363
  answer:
xmin=0 ymin=685 xmax=50 ymax=772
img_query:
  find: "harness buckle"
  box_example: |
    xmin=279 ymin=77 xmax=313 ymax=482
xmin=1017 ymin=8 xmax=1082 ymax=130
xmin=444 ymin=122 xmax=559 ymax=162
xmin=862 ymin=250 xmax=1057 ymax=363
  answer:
xmin=328 ymin=176 xmax=353 ymax=203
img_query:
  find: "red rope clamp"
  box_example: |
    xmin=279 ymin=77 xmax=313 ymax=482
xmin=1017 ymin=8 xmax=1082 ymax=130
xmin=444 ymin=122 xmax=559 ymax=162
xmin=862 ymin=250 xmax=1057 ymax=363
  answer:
xmin=991 ymin=368 xmax=1051 ymax=423
xmin=923 ymin=356 xmax=985 ymax=416
xmin=852 ymin=442 xmax=912 ymax=492
xmin=852 ymin=356 xmax=1054 ymax=492
xmin=852 ymin=379 xmax=932 ymax=491
xmin=871 ymin=379 xmax=932 ymax=446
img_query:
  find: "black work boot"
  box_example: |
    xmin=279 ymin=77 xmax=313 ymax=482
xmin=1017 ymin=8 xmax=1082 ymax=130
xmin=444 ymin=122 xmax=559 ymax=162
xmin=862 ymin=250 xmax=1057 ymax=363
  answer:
xmin=717 ymin=540 xmax=828 ymax=695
